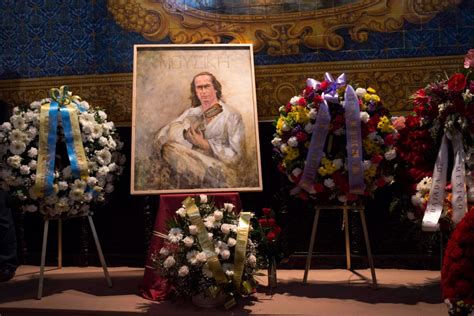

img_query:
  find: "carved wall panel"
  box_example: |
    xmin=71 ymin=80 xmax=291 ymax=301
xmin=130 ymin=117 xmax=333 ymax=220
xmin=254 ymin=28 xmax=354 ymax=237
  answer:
xmin=0 ymin=55 xmax=463 ymax=124
xmin=106 ymin=0 xmax=457 ymax=56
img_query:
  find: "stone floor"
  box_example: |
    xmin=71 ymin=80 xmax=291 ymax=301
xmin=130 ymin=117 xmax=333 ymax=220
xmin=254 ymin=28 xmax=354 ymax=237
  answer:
xmin=0 ymin=265 xmax=446 ymax=315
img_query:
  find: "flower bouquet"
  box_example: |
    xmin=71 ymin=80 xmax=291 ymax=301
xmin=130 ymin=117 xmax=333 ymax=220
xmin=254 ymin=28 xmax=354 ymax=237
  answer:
xmin=252 ymin=207 xmax=283 ymax=288
xmin=272 ymin=73 xmax=399 ymax=204
xmin=395 ymin=49 xmax=474 ymax=231
xmin=441 ymin=207 xmax=474 ymax=316
xmin=0 ymin=86 xmax=126 ymax=218
xmin=152 ymin=195 xmax=258 ymax=308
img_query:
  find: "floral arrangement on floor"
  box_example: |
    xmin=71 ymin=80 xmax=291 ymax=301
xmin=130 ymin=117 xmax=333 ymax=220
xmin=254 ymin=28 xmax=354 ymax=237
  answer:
xmin=253 ymin=207 xmax=282 ymax=266
xmin=271 ymin=73 xmax=400 ymax=204
xmin=152 ymin=195 xmax=258 ymax=308
xmin=395 ymin=49 xmax=474 ymax=228
xmin=0 ymin=86 xmax=126 ymax=217
xmin=441 ymin=207 xmax=474 ymax=316
xmin=252 ymin=207 xmax=283 ymax=288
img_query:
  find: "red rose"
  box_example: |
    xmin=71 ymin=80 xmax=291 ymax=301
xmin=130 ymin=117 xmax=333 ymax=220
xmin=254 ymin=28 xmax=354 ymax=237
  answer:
xmin=384 ymin=134 xmax=396 ymax=146
xmin=313 ymin=94 xmax=323 ymax=104
xmin=371 ymin=154 xmax=383 ymax=164
xmin=448 ymin=73 xmax=467 ymax=92
xmin=266 ymin=231 xmax=276 ymax=241
xmin=375 ymin=177 xmax=386 ymax=188
xmin=267 ymin=218 xmax=276 ymax=227
xmin=262 ymin=208 xmax=271 ymax=216
xmin=319 ymin=80 xmax=330 ymax=91
xmin=314 ymin=183 xmax=325 ymax=193
xmin=259 ymin=219 xmax=270 ymax=227
xmin=273 ymin=226 xmax=282 ymax=234
xmin=285 ymin=103 xmax=292 ymax=112
xmin=455 ymin=279 xmax=472 ymax=297
xmin=296 ymin=132 xmax=308 ymax=142
xmin=277 ymin=163 xmax=286 ymax=174
xmin=298 ymin=190 xmax=309 ymax=200
xmin=303 ymin=86 xmax=314 ymax=96
xmin=298 ymin=98 xmax=307 ymax=106
xmin=346 ymin=194 xmax=358 ymax=201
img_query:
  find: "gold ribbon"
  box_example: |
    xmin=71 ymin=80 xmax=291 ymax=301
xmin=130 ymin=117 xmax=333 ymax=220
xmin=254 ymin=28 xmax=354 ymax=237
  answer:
xmin=34 ymin=103 xmax=53 ymax=197
xmin=182 ymin=197 xmax=227 ymax=284
xmin=233 ymin=212 xmax=252 ymax=289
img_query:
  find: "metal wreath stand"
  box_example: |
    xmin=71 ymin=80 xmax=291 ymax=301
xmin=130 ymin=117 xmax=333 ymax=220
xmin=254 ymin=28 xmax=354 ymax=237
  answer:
xmin=37 ymin=211 xmax=112 ymax=300
xmin=302 ymin=203 xmax=378 ymax=288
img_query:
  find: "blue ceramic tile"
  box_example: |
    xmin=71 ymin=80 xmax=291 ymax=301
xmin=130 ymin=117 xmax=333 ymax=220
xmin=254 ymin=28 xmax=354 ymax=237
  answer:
xmin=405 ymin=29 xmax=439 ymax=49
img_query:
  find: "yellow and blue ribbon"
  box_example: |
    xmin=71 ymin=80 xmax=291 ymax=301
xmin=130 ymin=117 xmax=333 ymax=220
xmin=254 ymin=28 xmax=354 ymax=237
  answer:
xmin=34 ymin=86 xmax=89 ymax=197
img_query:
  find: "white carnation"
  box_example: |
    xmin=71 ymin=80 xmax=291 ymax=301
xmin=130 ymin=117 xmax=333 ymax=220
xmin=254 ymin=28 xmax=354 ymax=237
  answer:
xmin=183 ymin=236 xmax=194 ymax=247
xmin=176 ymin=207 xmax=186 ymax=218
xmin=1 ymin=122 xmax=12 ymax=131
xmin=19 ymin=165 xmax=30 ymax=175
xmin=29 ymin=101 xmax=41 ymax=109
xmin=213 ymin=210 xmax=223 ymax=221
xmin=224 ymin=203 xmax=234 ymax=213
xmin=163 ymin=256 xmax=176 ymax=269
xmin=309 ymin=108 xmax=318 ymax=119
xmin=98 ymin=111 xmax=107 ymax=120
xmin=288 ymin=136 xmax=298 ymax=147
xmin=271 ymin=137 xmax=282 ymax=147
xmin=199 ymin=194 xmax=208 ymax=203
xmin=96 ymin=148 xmax=112 ymax=166
xmin=178 ymin=265 xmax=189 ymax=277
xmin=98 ymin=136 xmax=108 ymax=146
xmin=355 ymin=87 xmax=367 ymax=97
xmin=189 ymin=225 xmax=198 ymax=235
xmin=58 ymin=181 xmax=68 ymax=191
xmin=168 ymin=228 xmax=183 ymax=243
xmin=324 ymin=178 xmax=335 ymax=188
xmin=220 ymin=249 xmax=230 ymax=260
xmin=227 ymin=237 xmax=237 ymax=247
xmin=360 ymin=111 xmax=370 ymax=123
xmin=247 ymin=254 xmax=257 ymax=267
xmin=23 ymin=204 xmax=38 ymax=213
xmin=290 ymin=96 xmax=300 ymax=105
xmin=304 ymin=122 xmax=314 ymax=133
xmin=384 ymin=148 xmax=397 ymax=161
xmin=7 ymin=155 xmax=22 ymax=168
xmin=159 ymin=247 xmax=170 ymax=256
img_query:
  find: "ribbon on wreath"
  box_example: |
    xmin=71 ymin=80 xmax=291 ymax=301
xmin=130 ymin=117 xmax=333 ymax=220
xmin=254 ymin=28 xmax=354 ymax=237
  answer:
xmin=297 ymin=76 xmax=365 ymax=196
xmin=344 ymin=85 xmax=365 ymax=194
xmin=182 ymin=197 xmax=228 ymax=283
xmin=34 ymin=86 xmax=89 ymax=197
xmin=422 ymin=131 xmax=468 ymax=231
xmin=182 ymin=197 xmax=255 ymax=309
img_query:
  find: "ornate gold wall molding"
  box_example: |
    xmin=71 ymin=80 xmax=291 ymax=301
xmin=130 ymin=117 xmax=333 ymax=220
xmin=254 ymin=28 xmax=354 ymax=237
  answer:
xmin=107 ymin=0 xmax=457 ymax=56
xmin=0 ymin=55 xmax=463 ymax=125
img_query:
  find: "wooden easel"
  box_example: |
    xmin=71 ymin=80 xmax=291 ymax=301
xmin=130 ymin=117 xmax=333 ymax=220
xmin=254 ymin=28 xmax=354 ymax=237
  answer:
xmin=37 ymin=214 xmax=112 ymax=299
xmin=302 ymin=204 xmax=377 ymax=288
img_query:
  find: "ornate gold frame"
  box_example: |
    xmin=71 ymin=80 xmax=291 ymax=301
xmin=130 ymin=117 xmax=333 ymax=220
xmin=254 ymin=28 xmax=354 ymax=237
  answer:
xmin=107 ymin=0 xmax=457 ymax=56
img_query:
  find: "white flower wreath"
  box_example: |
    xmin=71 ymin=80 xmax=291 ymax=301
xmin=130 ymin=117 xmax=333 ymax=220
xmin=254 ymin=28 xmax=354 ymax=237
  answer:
xmin=0 ymin=93 xmax=126 ymax=217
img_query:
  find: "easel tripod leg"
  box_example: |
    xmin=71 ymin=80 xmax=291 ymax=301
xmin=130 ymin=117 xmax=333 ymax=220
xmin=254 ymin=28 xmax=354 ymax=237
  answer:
xmin=37 ymin=220 xmax=49 ymax=300
xmin=303 ymin=208 xmax=320 ymax=283
xmin=88 ymin=216 xmax=112 ymax=287
xmin=359 ymin=209 xmax=377 ymax=288
xmin=343 ymin=208 xmax=351 ymax=270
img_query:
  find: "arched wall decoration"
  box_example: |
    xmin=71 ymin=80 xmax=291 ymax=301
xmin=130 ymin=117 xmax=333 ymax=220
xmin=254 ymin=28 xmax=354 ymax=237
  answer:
xmin=106 ymin=0 xmax=458 ymax=56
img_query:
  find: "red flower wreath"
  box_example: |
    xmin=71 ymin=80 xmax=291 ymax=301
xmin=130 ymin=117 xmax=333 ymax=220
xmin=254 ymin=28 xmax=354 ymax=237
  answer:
xmin=441 ymin=207 xmax=474 ymax=315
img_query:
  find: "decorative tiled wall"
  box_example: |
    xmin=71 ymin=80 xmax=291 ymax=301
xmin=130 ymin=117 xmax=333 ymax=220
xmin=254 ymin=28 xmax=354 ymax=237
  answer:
xmin=0 ymin=0 xmax=472 ymax=122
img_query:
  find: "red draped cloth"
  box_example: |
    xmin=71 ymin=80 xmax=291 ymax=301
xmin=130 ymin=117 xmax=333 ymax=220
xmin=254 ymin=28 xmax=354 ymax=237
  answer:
xmin=140 ymin=192 xmax=242 ymax=301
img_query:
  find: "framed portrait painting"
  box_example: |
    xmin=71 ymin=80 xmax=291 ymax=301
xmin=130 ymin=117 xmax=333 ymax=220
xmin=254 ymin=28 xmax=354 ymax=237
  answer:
xmin=131 ymin=44 xmax=262 ymax=194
